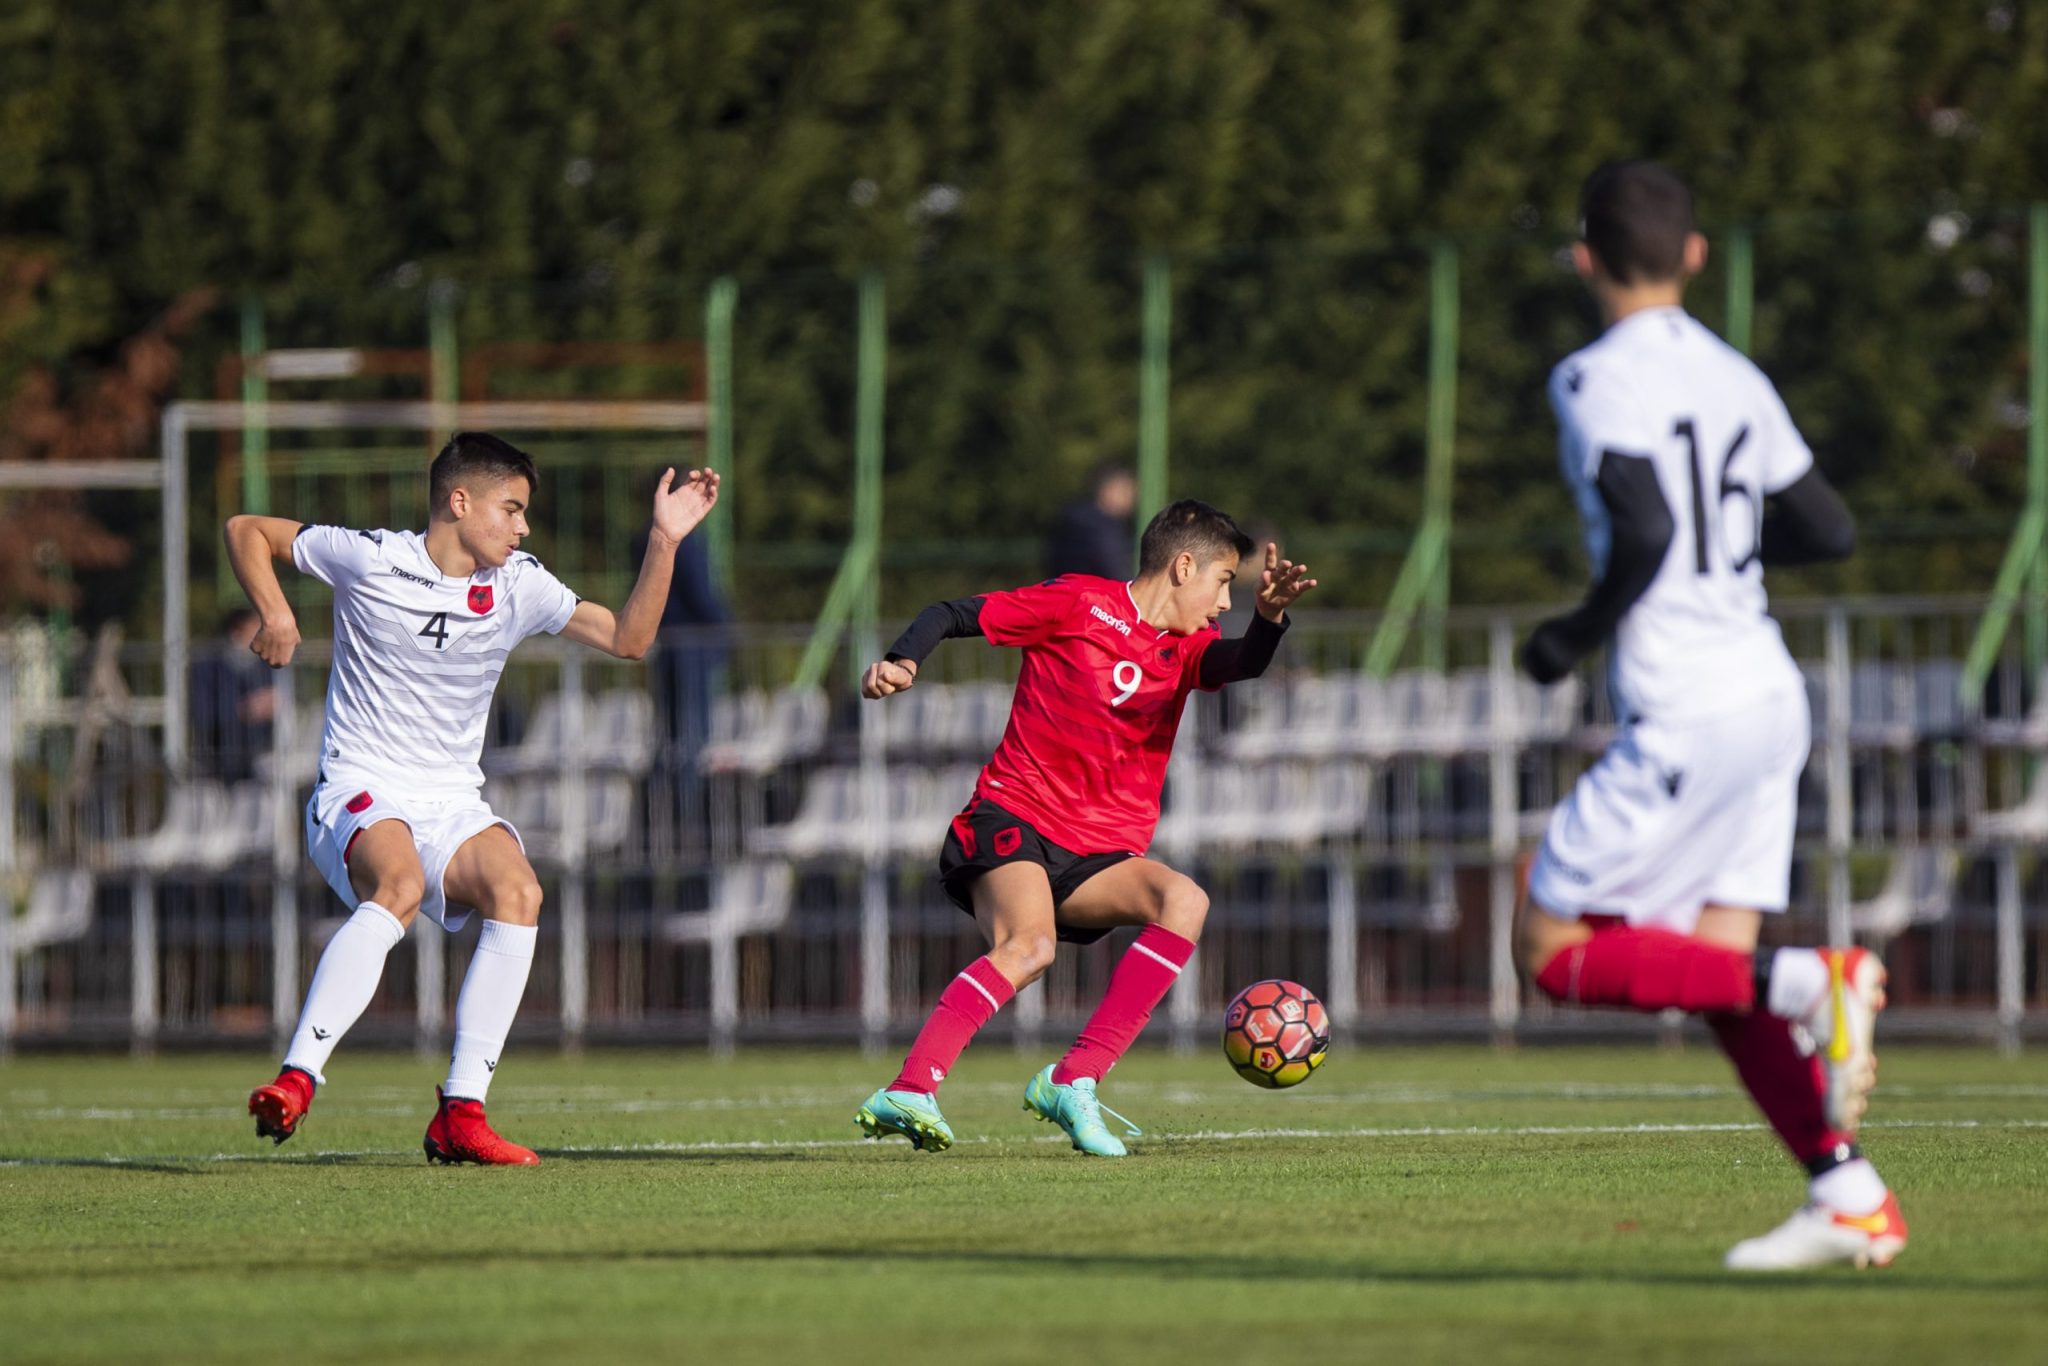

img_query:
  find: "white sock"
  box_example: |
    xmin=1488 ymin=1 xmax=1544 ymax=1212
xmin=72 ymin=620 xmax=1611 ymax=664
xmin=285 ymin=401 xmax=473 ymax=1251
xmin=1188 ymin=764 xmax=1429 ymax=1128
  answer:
xmin=444 ymin=920 xmax=537 ymax=1102
xmin=1764 ymin=947 xmax=1830 ymax=1020
xmin=281 ymin=902 xmax=408 ymax=1085
xmin=1809 ymin=1157 xmax=1887 ymax=1215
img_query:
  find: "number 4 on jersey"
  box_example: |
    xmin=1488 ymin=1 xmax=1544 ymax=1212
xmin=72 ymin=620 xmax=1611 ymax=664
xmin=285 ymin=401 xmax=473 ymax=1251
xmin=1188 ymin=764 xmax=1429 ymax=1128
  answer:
xmin=418 ymin=611 xmax=450 ymax=650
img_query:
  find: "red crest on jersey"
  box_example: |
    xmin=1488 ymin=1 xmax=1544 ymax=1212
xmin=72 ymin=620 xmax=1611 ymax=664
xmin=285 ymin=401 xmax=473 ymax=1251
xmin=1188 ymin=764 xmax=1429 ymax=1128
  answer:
xmin=468 ymin=584 xmax=494 ymax=615
xmin=993 ymin=826 xmax=1023 ymax=858
xmin=345 ymin=791 xmax=374 ymax=814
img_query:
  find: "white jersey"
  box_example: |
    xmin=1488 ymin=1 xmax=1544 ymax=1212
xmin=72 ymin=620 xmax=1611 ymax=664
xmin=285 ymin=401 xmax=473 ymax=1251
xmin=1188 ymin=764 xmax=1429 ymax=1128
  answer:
xmin=293 ymin=526 xmax=579 ymax=795
xmin=1549 ymin=306 xmax=1811 ymax=723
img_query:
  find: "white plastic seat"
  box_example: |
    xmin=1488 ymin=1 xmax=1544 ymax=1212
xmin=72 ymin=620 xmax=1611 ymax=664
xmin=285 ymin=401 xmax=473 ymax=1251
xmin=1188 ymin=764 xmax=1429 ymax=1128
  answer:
xmin=1848 ymin=663 xmax=1913 ymax=749
xmin=1976 ymin=764 xmax=2048 ymax=843
xmin=749 ymin=767 xmax=860 ymax=857
xmin=1912 ymin=659 xmax=1965 ymax=737
xmin=662 ymin=859 xmax=798 ymax=943
xmin=1441 ymin=670 xmax=1493 ymax=753
xmin=1373 ymin=670 xmax=1450 ymax=755
xmin=1850 ymin=846 xmax=1958 ymax=942
xmin=101 ymin=782 xmax=232 ymax=872
xmin=14 ymin=869 xmax=96 ymax=951
xmin=591 ymin=690 xmax=655 ymax=774
xmin=486 ymin=774 xmax=635 ymax=863
xmin=703 ymin=686 xmax=829 ymax=775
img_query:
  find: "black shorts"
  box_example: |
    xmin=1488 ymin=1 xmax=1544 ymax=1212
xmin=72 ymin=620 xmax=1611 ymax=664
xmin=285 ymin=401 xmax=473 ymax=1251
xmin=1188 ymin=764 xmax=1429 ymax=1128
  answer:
xmin=938 ymin=796 xmax=1135 ymax=944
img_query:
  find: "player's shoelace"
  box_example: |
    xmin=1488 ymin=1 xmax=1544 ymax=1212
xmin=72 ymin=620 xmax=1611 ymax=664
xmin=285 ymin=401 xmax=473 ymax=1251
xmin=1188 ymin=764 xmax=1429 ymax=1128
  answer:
xmin=1070 ymin=1083 xmax=1142 ymax=1138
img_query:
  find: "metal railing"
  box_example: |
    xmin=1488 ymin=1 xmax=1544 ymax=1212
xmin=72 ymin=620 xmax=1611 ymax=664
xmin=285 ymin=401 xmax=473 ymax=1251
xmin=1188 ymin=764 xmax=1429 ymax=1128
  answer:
xmin=1 ymin=596 xmax=2042 ymax=1055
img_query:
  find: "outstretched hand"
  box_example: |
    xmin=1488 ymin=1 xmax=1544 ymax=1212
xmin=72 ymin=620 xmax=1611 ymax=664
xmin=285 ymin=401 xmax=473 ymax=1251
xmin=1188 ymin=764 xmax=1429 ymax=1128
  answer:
xmin=651 ymin=466 xmax=720 ymax=545
xmin=861 ymin=658 xmax=918 ymax=700
xmin=1255 ymin=542 xmax=1317 ymax=622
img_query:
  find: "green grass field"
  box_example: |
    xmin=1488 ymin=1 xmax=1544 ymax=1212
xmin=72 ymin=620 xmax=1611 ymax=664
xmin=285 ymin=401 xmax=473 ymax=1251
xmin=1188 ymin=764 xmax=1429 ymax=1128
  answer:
xmin=3 ymin=1043 xmax=2045 ymax=1365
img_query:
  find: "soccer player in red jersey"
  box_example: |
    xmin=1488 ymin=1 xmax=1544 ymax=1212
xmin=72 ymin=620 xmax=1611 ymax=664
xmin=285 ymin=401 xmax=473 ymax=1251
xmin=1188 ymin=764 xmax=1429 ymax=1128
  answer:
xmin=855 ymin=499 xmax=1315 ymax=1156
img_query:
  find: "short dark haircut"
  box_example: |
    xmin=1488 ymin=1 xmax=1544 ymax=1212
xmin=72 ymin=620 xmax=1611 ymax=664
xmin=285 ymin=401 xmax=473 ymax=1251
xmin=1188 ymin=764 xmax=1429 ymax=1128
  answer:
xmin=220 ymin=606 xmax=258 ymax=636
xmin=429 ymin=432 xmax=537 ymax=515
xmin=1580 ymin=161 xmax=1695 ymax=285
xmin=1138 ymin=498 xmax=1254 ymax=577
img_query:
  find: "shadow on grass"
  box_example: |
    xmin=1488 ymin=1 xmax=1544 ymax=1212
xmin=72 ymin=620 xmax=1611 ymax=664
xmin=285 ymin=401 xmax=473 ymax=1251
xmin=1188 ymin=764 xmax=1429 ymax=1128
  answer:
xmin=4 ymin=1242 xmax=2035 ymax=1295
xmin=533 ymin=1148 xmax=855 ymax=1163
xmin=0 ymin=1151 xmax=404 ymax=1173
xmin=0 ymin=1155 xmax=219 ymax=1176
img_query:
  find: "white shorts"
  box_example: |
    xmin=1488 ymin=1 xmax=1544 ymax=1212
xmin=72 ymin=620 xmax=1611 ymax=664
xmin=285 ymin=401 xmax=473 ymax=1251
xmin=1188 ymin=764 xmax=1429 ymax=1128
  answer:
xmin=1528 ymin=685 xmax=1809 ymax=934
xmin=305 ymin=776 xmax=524 ymax=932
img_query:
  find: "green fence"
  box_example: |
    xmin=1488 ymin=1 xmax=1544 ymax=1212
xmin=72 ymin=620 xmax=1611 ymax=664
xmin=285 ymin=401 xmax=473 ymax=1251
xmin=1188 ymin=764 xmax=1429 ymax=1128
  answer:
xmin=154 ymin=204 xmax=2045 ymax=699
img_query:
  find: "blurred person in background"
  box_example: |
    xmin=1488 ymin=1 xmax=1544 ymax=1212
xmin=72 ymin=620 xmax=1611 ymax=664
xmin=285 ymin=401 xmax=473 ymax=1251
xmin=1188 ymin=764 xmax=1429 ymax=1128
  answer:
xmin=632 ymin=521 xmax=731 ymax=773
xmin=1044 ymin=463 xmax=1137 ymax=580
xmin=190 ymin=607 xmax=276 ymax=782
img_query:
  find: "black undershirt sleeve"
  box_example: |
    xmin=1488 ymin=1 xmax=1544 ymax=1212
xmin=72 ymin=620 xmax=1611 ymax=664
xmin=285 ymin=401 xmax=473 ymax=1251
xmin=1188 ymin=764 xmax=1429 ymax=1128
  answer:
xmin=1198 ymin=611 xmax=1291 ymax=689
xmin=1759 ymin=467 xmax=1856 ymax=566
xmin=1520 ymin=450 xmax=1676 ymax=684
xmin=883 ymin=596 xmax=987 ymax=665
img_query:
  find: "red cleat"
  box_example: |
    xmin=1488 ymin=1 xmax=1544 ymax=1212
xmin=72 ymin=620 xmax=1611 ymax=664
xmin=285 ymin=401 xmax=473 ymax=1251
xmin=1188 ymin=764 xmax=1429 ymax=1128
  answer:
xmin=422 ymin=1086 xmax=540 ymax=1166
xmin=248 ymin=1066 xmax=316 ymax=1146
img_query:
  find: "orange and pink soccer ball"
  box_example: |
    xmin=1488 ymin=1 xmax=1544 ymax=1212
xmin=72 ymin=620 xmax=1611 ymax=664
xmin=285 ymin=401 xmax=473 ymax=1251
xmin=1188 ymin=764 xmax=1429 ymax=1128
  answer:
xmin=1222 ymin=979 xmax=1331 ymax=1088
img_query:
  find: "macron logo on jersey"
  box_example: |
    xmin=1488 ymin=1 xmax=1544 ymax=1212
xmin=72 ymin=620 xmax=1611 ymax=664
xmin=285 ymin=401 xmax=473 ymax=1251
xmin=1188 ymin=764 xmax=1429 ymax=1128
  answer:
xmin=1090 ymin=605 xmax=1132 ymax=636
xmin=389 ymin=566 xmax=435 ymax=588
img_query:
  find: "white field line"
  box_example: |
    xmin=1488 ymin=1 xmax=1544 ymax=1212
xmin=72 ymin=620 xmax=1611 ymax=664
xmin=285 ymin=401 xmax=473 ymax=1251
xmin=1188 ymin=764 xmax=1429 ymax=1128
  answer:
xmin=9 ymin=1080 xmax=2048 ymax=1123
xmin=3 ymin=1116 xmax=2044 ymax=1167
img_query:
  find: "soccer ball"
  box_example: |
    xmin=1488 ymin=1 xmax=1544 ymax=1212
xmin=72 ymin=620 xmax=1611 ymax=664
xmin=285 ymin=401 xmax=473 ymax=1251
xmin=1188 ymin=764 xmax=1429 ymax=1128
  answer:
xmin=1222 ymin=979 xmax=1330 ymax=1088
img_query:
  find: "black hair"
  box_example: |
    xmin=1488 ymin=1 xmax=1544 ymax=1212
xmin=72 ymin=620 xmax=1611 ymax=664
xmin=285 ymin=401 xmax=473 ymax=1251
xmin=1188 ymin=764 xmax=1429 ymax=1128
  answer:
xmin=429 ymin=432 xmax=537 ymax=516
xmin=1138 ymin=498 xmax=1254 ymax=577
xmin=1580 ymin=160 xmax=1695 ymax=285
xmin=220 ymin=606 xmax=258 ymax=635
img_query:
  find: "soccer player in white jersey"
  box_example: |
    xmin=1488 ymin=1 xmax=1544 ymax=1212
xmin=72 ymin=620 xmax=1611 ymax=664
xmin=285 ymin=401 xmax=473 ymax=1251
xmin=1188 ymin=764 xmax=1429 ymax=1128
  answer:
xmin=1518 ymin=162 xmax=1903 ymax=1269
xmin=228 ymin=433 xmax=718 ymax=1165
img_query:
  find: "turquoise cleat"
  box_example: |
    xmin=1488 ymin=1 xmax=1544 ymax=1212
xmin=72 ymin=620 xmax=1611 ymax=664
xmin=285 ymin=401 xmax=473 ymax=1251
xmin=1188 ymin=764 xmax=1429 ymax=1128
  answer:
xmin=855 ymin=1087 xmax=956 ymax=1152
xmin=1023 ymin=1064 xmax=1141 ymax=1157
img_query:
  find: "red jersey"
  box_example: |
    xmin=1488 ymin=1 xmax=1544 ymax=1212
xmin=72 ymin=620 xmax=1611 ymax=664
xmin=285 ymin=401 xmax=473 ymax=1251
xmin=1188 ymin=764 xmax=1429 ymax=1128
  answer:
xmin=974 ymin=574 xmax=1219 ymax=855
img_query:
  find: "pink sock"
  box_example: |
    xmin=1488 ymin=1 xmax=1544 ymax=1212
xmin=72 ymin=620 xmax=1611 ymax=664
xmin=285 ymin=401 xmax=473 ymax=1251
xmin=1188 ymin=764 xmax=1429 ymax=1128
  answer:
xmin=890 ymin=956 xmax=1014 ymax=1095
xmin=1534 ymin=926 xmax=1753 ymax=1013
xmin=1053 ymin=925 xmax=1196 ymax=1085
xmin=1708 ymin=1009 xmax=1856 ymax=1167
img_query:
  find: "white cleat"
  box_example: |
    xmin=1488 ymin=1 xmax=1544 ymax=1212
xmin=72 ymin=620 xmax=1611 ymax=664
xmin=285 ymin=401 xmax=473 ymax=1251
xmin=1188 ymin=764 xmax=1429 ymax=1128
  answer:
xmin=1800 ymin=947 xmax=1886 ymax=1135
xmin=1725 ymin=1191 xmax=1908 ymax=1271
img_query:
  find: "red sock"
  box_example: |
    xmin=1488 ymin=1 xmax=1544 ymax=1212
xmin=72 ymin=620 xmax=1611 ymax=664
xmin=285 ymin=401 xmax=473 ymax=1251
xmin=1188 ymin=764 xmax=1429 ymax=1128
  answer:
xmin=890 ymin=956 xmax=1015 ymax=1095
xmin=1533 ymin=926 xmax=1754 ymax=1013
xmin=1052 ymin=925 xmax=1196 ymax=1085
xmin=1708 ymin=1009 xmax=1855 ymax=1166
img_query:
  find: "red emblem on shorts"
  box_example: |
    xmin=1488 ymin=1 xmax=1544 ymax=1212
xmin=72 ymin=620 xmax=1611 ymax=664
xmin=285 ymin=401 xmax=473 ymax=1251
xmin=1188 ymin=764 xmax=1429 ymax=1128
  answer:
xmin=468 ymin=584 xmax=494 ymax=615
xmin=345 ymin=791 xmax=373 ymax=814
xmin=993 ymin=826 xmax=1023 ymax=858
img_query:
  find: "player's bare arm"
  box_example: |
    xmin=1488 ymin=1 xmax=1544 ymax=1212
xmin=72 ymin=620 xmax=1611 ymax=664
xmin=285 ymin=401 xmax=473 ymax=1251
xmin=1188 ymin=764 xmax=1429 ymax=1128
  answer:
xmin=222 ymin=513 xmax=307 ymax=668
xmin=558 ymin=466 xmax=720 ymax=660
